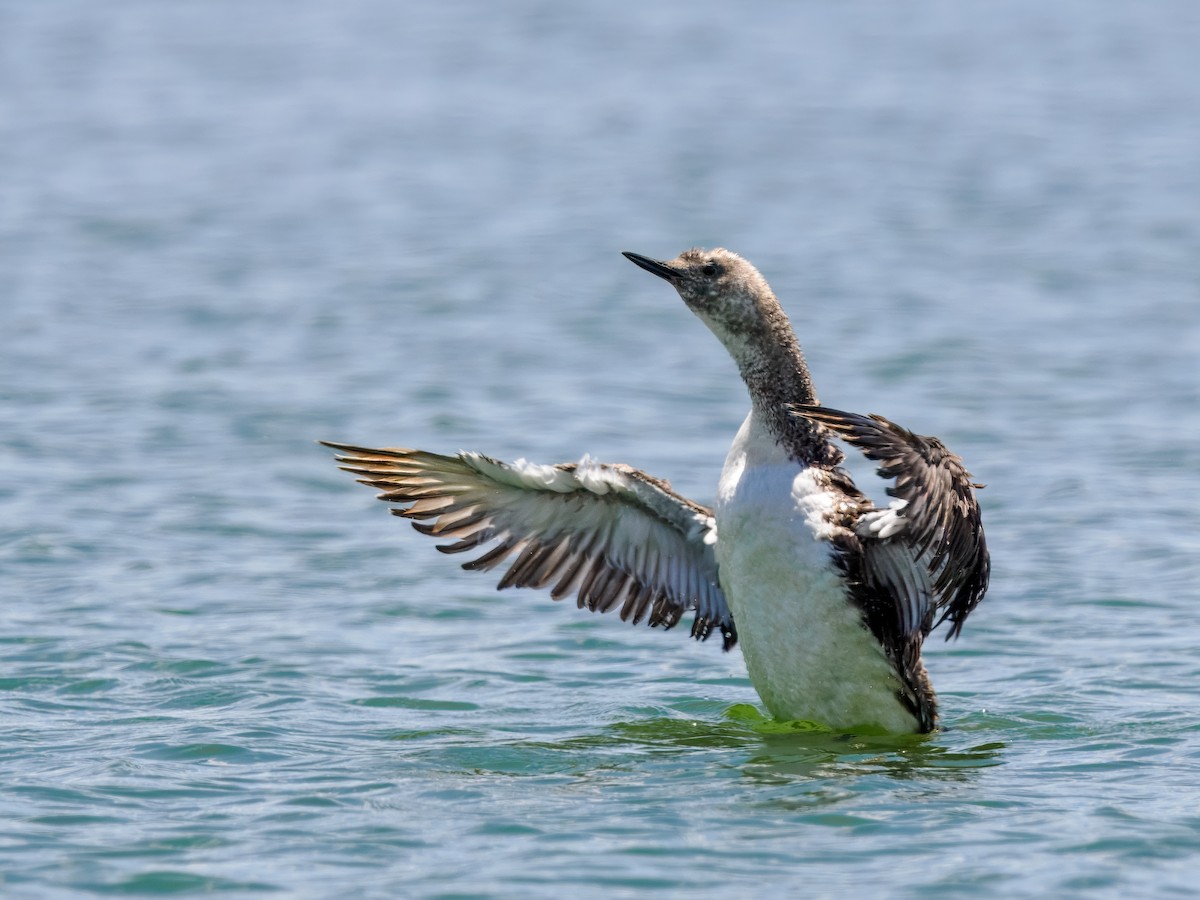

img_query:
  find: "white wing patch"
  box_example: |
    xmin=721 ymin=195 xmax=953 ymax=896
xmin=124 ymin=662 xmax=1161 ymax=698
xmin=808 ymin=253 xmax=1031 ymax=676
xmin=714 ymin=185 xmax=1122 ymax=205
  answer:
xmin=855 ymin=498 xmax=910 ymax=540
xmin=791 ymin=468 xmax=843 ymax=540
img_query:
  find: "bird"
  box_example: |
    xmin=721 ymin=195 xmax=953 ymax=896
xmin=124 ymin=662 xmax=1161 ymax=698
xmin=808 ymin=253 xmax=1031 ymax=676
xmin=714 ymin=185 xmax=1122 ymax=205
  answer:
xmin=321 ymin=248 xmax=989 ymax=733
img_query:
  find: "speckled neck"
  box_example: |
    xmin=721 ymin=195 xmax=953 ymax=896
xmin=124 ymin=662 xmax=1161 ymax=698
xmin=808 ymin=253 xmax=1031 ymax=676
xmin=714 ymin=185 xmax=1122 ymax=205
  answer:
xmin=715 ymin=299 xmax=843 ymax=468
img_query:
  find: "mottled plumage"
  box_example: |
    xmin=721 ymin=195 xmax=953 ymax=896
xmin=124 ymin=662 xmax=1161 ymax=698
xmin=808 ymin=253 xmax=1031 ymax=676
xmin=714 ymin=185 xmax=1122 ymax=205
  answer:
xmin=323 ymin=247 xmax=990 ymax=732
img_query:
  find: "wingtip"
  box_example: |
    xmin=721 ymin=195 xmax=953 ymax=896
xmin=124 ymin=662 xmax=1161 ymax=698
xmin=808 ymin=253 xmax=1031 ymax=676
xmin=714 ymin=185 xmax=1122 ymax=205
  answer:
xmin=318 ymin=441 xmax=418 ymax=459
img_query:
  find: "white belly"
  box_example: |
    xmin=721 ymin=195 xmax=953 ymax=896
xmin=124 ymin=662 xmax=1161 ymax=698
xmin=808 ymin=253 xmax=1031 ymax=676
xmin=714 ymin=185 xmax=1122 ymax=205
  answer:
xmin=715 ymin=412 xmax=918 ymax=733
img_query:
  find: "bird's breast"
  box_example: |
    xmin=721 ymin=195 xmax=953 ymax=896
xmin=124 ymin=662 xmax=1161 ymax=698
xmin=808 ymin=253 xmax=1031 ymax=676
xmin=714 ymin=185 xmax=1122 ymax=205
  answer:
xmin=713 ymin=414 xmax=918 ymax=732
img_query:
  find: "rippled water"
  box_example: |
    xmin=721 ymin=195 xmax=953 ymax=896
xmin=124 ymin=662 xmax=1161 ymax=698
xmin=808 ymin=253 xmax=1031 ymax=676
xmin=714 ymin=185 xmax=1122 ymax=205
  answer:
xmin=2 ymin=1 xmax=1199 ymax=896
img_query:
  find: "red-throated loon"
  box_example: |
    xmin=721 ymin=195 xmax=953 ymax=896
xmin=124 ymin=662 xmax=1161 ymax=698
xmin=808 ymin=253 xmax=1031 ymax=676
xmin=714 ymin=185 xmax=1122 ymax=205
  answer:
xmin=322 ymin=248 xmax=990 ymax=733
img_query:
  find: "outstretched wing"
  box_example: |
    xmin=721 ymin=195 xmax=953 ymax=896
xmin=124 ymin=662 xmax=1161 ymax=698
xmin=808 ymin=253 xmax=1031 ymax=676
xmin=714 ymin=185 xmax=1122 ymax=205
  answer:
xmin=792 ymin=406 xmax=989 ymax=640
xmin=321 ymin=442 xmax=735 ymax=649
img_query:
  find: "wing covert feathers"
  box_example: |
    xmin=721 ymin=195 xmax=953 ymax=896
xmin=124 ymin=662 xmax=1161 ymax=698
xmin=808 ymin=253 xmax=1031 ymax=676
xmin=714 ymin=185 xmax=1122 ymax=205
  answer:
xmin=320 ymin=441 xmax=736 ymax=649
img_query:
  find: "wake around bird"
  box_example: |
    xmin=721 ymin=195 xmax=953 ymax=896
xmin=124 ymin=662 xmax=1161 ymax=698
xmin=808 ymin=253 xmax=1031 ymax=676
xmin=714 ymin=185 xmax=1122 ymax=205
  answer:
xmin=322 ymin=248 xmax=989 ymax=734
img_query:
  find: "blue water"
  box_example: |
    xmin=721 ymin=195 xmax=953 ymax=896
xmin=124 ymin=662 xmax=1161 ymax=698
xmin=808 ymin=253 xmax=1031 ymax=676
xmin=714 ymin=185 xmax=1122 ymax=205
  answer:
xmin=2 ymin=1 xmax=1199 ymax=896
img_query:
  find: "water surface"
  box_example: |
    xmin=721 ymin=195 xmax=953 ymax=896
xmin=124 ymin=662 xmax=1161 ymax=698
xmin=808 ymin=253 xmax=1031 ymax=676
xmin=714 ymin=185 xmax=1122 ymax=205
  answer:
xmin=2 ymin=1 xmax=1199 ymax=896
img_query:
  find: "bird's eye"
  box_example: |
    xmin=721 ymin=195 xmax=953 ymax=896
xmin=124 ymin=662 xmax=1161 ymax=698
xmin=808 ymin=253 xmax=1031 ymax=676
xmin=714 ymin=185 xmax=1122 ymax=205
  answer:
xmin=701 ymin=262 xmax=719 ymax=277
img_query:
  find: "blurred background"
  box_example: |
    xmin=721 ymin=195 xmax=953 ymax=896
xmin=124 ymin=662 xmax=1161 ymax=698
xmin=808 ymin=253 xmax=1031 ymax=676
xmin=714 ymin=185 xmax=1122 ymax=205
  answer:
xmin=1 ymin=1 xmax=1198 ymax=896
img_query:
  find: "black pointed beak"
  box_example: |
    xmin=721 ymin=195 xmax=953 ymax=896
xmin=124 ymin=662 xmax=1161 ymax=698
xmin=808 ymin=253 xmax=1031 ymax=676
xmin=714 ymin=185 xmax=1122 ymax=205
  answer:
xmin=622 ymin=251 xmax=677 ymax=282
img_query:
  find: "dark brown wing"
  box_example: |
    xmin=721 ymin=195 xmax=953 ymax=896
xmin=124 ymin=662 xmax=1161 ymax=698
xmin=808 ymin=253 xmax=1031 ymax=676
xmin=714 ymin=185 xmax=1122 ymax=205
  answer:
xmin=791 ymin=406 xmax=989 ymax=639
xmin=320 ymin=442 xmax=735 ymax=648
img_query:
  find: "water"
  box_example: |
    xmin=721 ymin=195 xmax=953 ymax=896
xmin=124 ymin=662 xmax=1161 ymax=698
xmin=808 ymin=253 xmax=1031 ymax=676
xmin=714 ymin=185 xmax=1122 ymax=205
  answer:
xmin=2 ymin=1 xmax=1198 ymax=896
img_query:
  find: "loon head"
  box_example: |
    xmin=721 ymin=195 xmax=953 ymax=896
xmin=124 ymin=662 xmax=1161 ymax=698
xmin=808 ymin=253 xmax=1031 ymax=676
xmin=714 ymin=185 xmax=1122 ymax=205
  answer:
xmin=622 ymin=247 xmax=781 ymax=342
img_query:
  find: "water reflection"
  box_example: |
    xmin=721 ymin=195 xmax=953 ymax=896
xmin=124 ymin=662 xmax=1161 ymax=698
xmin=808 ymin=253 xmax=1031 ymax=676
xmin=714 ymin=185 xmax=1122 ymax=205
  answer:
xmin=740 ymin=734 xmax=1005 ymax=788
